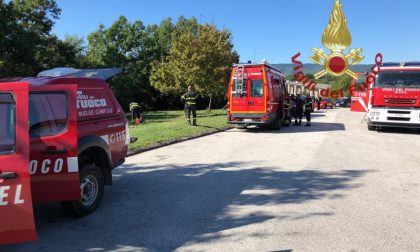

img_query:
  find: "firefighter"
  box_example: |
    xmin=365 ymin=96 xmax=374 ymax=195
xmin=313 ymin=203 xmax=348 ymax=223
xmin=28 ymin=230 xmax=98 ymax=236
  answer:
xmin=129 ymin=101 xmax=143 ymax=124
xmin=294 ymin=94 xmax=304 ymax=126
xmin=304 ymin=94 xmax=313 ymax=126
xmin=181 ymin=86 xmax=198 ymax=126
xmin=317 ymin=96 xmax=321 ymax=110
xmin=289 ymin=94 xmax=296 ymax=124
xmin=283 ymin=95 xmax=291 ymax=126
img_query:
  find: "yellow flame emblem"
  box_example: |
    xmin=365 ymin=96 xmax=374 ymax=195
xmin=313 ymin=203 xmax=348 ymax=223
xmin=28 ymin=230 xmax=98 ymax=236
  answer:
xmin=311 ymin=0 xmax=364 ymax=79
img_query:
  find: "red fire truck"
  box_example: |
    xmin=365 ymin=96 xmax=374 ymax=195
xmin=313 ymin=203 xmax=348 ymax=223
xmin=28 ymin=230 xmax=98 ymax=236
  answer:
xmin=367 ymin=62 xmax=420 ymax=130
xmin=227 ymin=63 xmax=289 ymax=129
xmin=350 ymin=73 xmax=370 ymax=113
xmin=0 ymin=68 xmax=131 ymax=244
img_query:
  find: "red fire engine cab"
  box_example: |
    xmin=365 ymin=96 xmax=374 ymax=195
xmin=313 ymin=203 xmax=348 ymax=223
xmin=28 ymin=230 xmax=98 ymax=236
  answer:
xmin=227 ymin=63 xmax=289 ymax=129
xmin=350 ymin=73 xmax=370 ymax=113
xmin=367 ymin=62 xmax=420 ymax=131
xmin=0 ymin=68 xmax=131 ymax=244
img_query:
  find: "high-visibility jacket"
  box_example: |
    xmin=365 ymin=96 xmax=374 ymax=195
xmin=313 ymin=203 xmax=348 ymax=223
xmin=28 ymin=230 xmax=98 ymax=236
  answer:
xmin=181 ymin=91 xmax=198 ymax=105
xmin=129 ymin=102 xmax=140 ymax=112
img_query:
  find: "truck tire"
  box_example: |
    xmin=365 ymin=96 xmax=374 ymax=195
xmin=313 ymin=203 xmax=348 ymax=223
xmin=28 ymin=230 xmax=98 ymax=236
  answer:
xmin=367 ymin=124 xmax=376 ymax=131
xmin=62 ymin=164 xmax=104 ymax=216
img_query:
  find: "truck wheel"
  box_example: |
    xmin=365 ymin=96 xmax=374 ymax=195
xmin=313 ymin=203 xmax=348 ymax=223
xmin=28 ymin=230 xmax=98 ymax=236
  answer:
xmin=367 ymin=124 xmax=376 ymax=131
xmin=62 ymin=164 xmax=104 ymax=217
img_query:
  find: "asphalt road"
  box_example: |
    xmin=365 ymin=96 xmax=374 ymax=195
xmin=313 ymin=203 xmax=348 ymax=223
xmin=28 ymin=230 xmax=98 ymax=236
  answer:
xmin=3 ymin=108 xmax=420 ymax=252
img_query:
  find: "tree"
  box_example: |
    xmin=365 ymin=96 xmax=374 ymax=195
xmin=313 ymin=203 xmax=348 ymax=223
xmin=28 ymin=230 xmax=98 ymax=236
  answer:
xmin=85 ymin=16 xmax=178 ymax=110
xmin=150 ymin=23 xmax=239 ymax=110
xmin=0 ymin=0 xmax=86 ymax=77
xmin=332 ymin=75 xmax=353 ymax=96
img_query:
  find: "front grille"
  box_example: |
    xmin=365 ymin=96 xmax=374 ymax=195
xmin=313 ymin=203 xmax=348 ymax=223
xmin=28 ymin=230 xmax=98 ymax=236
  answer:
xmin=387 ymin=117 xmax=410 ymax=121
xmin=385 ymin=98 xmax=416 ymax=104
xmin=388 ymin=110 xmax=411 ymax=114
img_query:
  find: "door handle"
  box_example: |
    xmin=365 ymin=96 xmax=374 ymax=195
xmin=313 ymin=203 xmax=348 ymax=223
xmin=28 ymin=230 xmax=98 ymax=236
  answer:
xmin=0 ymin=172 xmax=17 ymax=180
xmin=41 ymin=148 xmax=68 ymax=155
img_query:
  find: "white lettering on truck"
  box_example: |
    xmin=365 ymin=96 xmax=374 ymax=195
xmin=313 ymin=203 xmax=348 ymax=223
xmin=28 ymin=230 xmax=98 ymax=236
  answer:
xmin=77 ymin=90 xmax=112 ymax=117
xmin=109 ymin=131 xmax=126 ymax=144
xmin=77 ymin=99 xmax=107 ymax=109
xmin=0 ymin=185 xmax=24 ymax=206
xmin=29 ymin=158 xmax=64 ymax=175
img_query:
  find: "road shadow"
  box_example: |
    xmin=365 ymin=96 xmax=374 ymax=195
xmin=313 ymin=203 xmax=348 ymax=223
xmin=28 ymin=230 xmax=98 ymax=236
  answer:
xmin=375 ymin=127 xmax=420 ymax=135
xmin=7 ymin=162 xmax=372 ymax=251
xmin=241 ymin=122 xmax=345 ymax=134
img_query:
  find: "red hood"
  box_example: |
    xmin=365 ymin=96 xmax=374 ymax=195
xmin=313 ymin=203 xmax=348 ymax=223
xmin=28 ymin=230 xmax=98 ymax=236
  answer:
xmin=371 ymin=87 xmax=420 ymax=107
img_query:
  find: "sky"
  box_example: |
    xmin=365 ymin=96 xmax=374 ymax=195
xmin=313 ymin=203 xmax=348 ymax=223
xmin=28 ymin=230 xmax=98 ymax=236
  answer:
xmin=53 ymin=0 xmax=420 ymax=64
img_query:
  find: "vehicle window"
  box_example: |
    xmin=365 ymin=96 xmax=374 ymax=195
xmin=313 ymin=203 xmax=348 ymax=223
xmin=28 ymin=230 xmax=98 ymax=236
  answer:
xmin=29 ymin=93 xmax=68 ymax=137
xmin=251 ymin=80 xmax=263 ymax=97
xmin=375 ymin=71 xmax=420 ymax=88
xmin=0 ymin=93 xmax=16 ymax=154
xmin=232 ymin=78 xmax=247 ymax=97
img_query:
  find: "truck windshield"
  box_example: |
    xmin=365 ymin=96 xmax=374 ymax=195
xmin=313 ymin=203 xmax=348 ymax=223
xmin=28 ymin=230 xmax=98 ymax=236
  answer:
xmin=375 ymin=71 xmax=420 ymax=88
xmin=0 ymin=93 xmax=16 ymax=154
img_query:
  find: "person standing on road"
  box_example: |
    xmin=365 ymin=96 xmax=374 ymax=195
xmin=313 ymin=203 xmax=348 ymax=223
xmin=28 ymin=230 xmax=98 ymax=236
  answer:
xmin=304 ymin=94 xmax=313 ymax=126
xmin=317 ymin=96 xmax=321 ymax=110
xmin=289 ymin=94 xmax=296 ymax=125
xmin=181 ymin=86 xmax=198 ymax=126
xmin=283 ymin=95 xmax=291 ymax=126
xmin=294 ymin=94 xmax=304 ymax=126
xmin=129 ymin=101 xmax=142 ymax=124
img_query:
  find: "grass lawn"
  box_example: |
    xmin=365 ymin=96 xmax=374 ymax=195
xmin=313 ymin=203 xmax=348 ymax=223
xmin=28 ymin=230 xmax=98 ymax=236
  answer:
xmin=128 ymin=109 xmax=229 ymax=150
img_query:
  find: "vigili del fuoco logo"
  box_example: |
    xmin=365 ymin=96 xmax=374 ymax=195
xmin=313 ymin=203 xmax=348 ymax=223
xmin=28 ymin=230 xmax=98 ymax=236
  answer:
xmin=291 ymin=0 xmax=382 ymax=97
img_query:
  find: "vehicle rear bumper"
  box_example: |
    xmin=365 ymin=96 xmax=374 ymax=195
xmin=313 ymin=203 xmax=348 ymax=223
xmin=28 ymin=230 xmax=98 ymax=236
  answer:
xmin=227 ymin=112 xmax=275 ymax=125
xmin=227 ymin=120 xmax=266 ymax=125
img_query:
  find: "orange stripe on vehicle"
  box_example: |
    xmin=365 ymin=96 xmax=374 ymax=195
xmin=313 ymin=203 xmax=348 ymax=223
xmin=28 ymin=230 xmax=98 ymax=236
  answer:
xmin=229 ymin=68 xmax=235 ymax=113
xmin=262 ymin=67 xmax=267 ymax=113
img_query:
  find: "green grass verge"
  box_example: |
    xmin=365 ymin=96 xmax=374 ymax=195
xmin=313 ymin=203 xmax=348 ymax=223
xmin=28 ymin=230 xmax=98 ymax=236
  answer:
xmin=128 ymin=109 xmax=229 ymax=150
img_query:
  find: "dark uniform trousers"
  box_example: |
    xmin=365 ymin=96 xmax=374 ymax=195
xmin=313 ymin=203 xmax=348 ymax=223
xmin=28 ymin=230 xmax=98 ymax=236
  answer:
xmin=284 ymin=100 xmax=291 ymax=124
xmin=304 ymin=100 xmax=313 ymax=125
xmin=294 ymin=99 xmax=304 ymax=125
xmin=181 ymin=91 xmax=198 ymax=126
xmin=185 ymin=104 xmax=197 ymax=125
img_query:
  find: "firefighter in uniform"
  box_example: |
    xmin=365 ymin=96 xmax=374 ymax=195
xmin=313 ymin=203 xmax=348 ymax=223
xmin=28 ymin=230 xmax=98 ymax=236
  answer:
xmin=129 ymin=101 xmax=142 ymax=124
xmin=181 ymin=86 xmax=198 ymax=126
xmin=283 ymin=95 xmax=291 ymax=126
xmin=304 ymin=94 xmax=313 ymax=126
xmin=294 ymin=94 xmax=304 ymax=126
